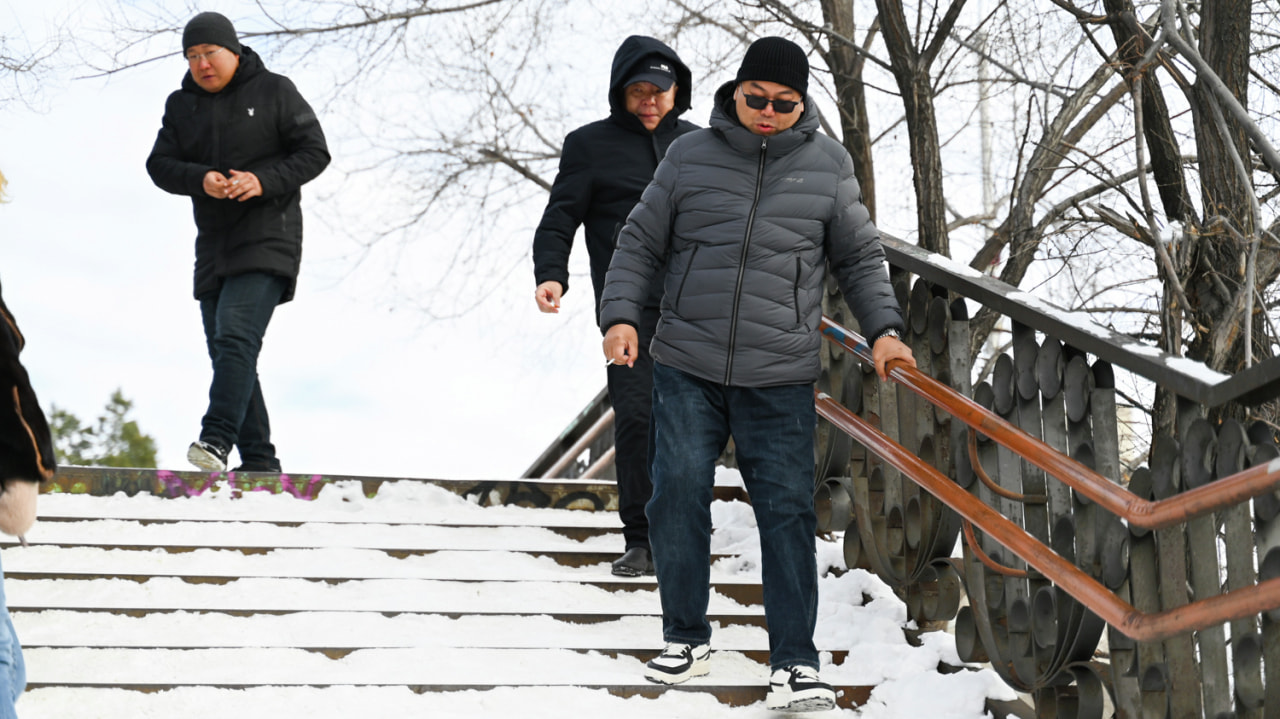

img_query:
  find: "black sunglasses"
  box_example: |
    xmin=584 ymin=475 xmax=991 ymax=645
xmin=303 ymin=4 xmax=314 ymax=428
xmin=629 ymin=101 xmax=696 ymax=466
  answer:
xmin=742 ymin=93 xmax=799 ymax=114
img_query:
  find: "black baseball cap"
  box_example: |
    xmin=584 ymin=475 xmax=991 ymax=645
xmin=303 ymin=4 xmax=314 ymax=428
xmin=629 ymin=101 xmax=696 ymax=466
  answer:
xmin=624 ymin=55 xmax=677 ymax=91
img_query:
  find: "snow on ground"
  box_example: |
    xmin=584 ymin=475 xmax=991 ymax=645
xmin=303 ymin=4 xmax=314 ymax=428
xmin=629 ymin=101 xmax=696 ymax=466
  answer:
xmin=9 ymin=473 xmax=1016 ymax=718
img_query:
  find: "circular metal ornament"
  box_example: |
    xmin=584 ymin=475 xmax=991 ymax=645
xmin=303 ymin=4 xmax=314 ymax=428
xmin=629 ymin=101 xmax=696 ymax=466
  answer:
xmin=909 ymin=279 xmax=931 ymax=336
xmin=1180 ymin=418 xmax=1216 ymax=490
xmin=1014 ymin=332 xmax=1040 ymax=401
xmin=1215 ymin=418 xmax=1247 ymax=480
xmin=1064 ymin=355 xmax=1093 ymax=423
xmin=993 ymin=354 xmax=1016 ymax=416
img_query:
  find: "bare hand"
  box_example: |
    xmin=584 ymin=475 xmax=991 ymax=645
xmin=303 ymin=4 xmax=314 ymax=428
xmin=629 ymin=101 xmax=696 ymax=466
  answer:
xmin=873 ymin=334 xmax=916 ymax=381
xmin=603 ymin=324 xmax=639 ymax=368
xmin=535 ymin=281 xmax=563 ymax=313
xmin=203 ymin=170 xmax=230 ymax=198
xmin=226 ymin=169 xmax=262 ymax=201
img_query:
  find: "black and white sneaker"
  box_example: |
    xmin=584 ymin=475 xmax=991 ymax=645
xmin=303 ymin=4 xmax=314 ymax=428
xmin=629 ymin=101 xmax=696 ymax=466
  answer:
xmin=187 ymin=440 xmax=229 ymax=472
xmin=644 ymin=642 xmax=711 ymax=684
xmin=766 ymin=665 xmax=836 ymax=712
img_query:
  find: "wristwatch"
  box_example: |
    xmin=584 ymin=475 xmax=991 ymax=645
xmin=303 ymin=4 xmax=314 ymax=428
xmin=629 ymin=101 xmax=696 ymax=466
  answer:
xmin=873 ymin=328 xmax=901 ymax=343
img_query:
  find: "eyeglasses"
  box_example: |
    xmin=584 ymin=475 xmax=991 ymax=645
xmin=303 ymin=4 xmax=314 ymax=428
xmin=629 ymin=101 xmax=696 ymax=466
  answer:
xmin=741 ymin=93 xmax=799 ymax=114
xmin=186 ymin=47 xmax=226 ymax=64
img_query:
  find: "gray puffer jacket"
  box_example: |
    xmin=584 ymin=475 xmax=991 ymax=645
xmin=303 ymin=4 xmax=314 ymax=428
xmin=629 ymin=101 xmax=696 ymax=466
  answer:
xmin=599 ymin=81 xmax=902 ymax=388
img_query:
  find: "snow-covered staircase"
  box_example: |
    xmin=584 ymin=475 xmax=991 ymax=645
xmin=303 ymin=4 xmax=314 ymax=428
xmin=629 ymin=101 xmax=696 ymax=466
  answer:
xmin=2 ymin=469 xmax=1001 ymax=717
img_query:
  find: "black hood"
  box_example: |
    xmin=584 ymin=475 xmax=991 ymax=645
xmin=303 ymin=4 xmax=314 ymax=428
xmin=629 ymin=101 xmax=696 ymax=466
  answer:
xmin=180 ymin=44 xmax=266 ymax=95
xmin=608 ymin=35 xmax=693 ymax=122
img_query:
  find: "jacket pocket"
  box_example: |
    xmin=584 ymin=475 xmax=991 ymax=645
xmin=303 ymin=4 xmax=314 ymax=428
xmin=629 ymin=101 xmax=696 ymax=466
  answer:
xmin=793 ymin=255 xmax=803 ymax=327
xmin=674 ymin=244 xmax=700 ymax=314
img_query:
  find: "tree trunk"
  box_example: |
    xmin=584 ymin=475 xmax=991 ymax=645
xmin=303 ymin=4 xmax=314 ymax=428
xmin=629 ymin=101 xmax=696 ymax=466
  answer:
xmin=1184 ymin=0 xmax=1260 ymax=375
xmin=818 ymin=0 xmax=877 ymax=220
xmin=873 ymin=0 xmax=966 ymax=257
xmin=1102 ymin=0 xmax=1192 ymax=222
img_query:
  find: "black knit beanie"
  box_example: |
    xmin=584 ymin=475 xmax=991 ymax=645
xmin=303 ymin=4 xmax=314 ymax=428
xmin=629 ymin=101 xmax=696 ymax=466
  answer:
xmin=182 ymin=12 xmax=242 ymax=55
xmin=735 ymin=36 xmax=808 ymax=96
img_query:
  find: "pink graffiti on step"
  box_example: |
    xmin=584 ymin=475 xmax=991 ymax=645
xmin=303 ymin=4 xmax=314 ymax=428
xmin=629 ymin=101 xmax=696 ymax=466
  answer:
xmin=157 ymin=469 xmax=328 ymax=500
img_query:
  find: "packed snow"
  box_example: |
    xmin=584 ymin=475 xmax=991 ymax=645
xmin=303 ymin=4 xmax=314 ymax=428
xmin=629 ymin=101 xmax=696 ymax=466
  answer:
xmin=5 ymin=473 xmax=1016 ymax=718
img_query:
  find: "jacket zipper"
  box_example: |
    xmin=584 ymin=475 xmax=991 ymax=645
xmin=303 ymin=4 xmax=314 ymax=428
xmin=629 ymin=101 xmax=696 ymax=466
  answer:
xmin=725 ymin=136 xmax=768 ymax=385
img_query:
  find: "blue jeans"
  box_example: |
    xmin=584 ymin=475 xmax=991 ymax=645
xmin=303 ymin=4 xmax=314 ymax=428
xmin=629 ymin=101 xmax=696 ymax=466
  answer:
xmin=647 ymin=361 xmax=820 ymax=671
xmin=199 ymin=272 xmax=288 ymax=468
xmin=0 ymin=552 xmax=25 ymax=718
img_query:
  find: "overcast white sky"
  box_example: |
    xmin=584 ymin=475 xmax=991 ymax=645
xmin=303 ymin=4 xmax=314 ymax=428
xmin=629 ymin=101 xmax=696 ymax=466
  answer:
xmin=0 ymin=0 xmax=634 ymax=478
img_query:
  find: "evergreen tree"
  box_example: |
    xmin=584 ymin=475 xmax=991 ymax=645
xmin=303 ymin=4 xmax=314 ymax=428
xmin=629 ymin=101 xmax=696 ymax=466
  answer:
xmin=50 ymin=389 xmax=157 ymax=468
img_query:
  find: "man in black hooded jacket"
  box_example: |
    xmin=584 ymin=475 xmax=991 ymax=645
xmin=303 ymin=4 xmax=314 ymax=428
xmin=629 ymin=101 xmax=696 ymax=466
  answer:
xmin=532 ymin=35 xmax=697 ymax=576
xmin=147 ymin=12 xmax=330 ymax=474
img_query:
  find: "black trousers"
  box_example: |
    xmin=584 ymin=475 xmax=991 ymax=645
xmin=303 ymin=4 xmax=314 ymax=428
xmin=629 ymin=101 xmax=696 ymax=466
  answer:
xmin=606 ymin=306 xmax=660 ymax=551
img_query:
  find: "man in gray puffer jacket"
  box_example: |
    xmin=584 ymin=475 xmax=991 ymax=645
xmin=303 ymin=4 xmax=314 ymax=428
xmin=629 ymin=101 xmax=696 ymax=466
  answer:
xmin=599 ymin=37 xmax=915 ymax=712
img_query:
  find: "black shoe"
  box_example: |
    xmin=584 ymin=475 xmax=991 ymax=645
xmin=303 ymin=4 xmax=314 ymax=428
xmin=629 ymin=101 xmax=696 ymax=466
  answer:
xmin=766 ymin=665 xmax=836 ymax=712
xmin=611 ymin=547 xmax=654 ymax=577
xmin=644 ymin=642 xmax=711 ymax=684
xmin=187 ymin=440 xmax=228 ymax=472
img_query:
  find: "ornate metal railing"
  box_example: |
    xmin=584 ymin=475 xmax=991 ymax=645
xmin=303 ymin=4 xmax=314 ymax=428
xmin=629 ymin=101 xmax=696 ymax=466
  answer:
xmin=814 ymin=236 xmax=1280 ymax=718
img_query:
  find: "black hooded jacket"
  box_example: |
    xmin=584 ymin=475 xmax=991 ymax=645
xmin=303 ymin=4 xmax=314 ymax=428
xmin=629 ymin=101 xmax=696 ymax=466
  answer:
xmin=147 ymin=46 xmax=330 ymax=303
xmin=531 ymin=35 xmax=698 ymax=322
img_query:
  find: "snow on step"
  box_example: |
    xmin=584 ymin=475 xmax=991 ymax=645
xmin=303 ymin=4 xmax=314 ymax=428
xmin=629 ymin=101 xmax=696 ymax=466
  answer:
xmin=7 ymin=576 xmax=758 ymax=615
xmin=11 ymin=519 xmax=623 ymax=552
xmin=19 ymin=685 xmax=802 ymax=719
xmin=16 ymin=611 xmax=776 ymax=651
xmin=23 ymin=646 xmax=777 ymax=687
xmin=11 ymin=477 xmax=1015 ymax=718
xmin=34 ymin=485 xmax=625 ymax=527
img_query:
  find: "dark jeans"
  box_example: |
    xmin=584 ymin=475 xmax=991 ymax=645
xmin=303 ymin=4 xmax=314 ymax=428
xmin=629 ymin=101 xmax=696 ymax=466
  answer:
xmin=648 ymin=361 xmax=820 ymax=671
xmin=199 ymin=272 xmax=287 ymax=469
xmin=606 ymin=307 xmax=659 ymax=551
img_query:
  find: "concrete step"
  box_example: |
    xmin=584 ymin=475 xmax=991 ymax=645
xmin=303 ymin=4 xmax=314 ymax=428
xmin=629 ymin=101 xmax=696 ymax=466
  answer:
xmin=14 ymin=476 xmax=878 ymax=715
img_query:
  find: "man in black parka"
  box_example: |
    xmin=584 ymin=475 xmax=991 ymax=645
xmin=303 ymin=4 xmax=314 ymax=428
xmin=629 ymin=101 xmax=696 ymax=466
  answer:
xmin=147 ymin=12 xmax=330 ymax=474
xmin=532 ymin=35 xmax=697 ymax=577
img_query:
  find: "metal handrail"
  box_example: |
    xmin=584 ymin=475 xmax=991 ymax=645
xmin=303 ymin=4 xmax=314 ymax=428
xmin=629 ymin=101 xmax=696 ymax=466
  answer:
xmin=814 ymin=389 xmax=1280 ymax=641
xmin=580 ymin=446 xmax=617 ymax=480
xmin=881 ymin=235 xmax=1280 ymax=407
xmin=820 ymin=316 xmax=1280 ymax=530
xmin=539 ymin=408 xmax=615 ymax=479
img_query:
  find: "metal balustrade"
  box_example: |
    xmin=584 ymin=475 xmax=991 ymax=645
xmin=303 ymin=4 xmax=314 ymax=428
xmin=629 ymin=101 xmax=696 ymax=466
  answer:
xmin=816 ymin=316 xmax=1280 ymax=643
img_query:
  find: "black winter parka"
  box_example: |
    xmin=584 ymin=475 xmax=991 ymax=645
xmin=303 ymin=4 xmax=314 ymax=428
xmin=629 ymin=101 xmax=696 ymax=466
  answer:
xmin=531 ymin=35 xmax=698 ymax=323
xmin=147 ymin=46 xmax=330 ymax=303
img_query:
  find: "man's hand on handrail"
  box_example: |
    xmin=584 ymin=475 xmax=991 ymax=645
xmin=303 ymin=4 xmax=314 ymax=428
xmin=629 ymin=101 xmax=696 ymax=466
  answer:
xmin=874 ymin=335 xmax=916 ymax=380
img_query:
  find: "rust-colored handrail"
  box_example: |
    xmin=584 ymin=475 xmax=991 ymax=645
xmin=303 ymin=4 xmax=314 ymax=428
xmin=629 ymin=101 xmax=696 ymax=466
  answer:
xmin=815 ymin=390 xmax=1280 ymax=641
xmin=820 ymin=316 xmax=1280 ymax=529
xmin=540 ymin=408 xmax=615 ymax=479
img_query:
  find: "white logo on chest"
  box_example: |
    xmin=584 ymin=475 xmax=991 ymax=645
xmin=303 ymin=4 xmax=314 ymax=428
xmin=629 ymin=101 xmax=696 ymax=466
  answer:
xmin=247 ymin=107 xmax=255 ymax=117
